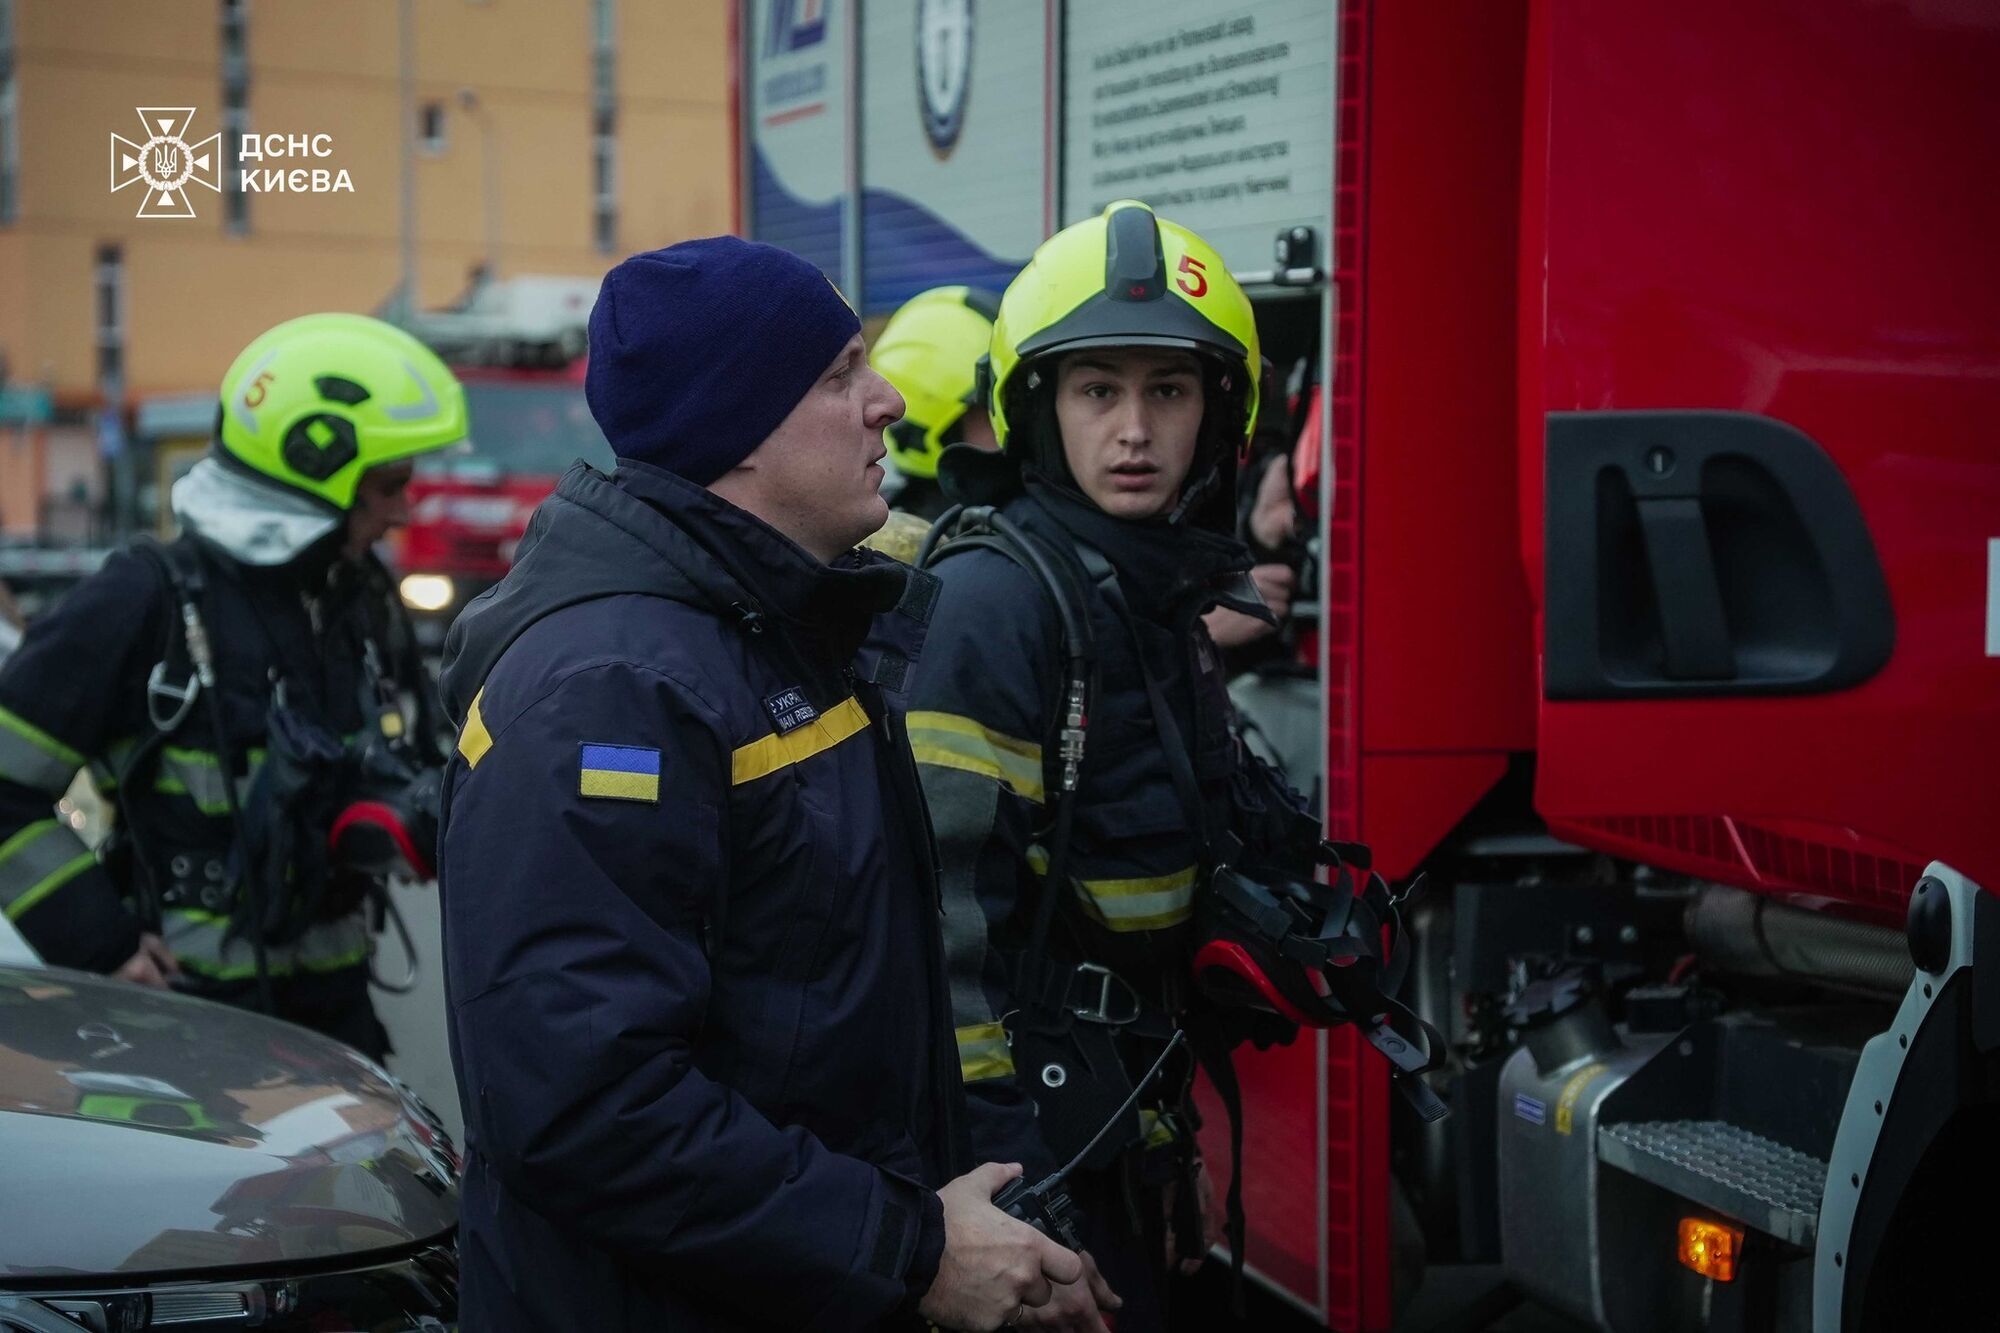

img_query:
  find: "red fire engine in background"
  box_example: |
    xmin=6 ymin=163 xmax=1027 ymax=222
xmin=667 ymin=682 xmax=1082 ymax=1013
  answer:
xmin=389 ymin=283 xmax=611 ymax=645
xmin=733 ymin=1 xmax=1999 ymax=1329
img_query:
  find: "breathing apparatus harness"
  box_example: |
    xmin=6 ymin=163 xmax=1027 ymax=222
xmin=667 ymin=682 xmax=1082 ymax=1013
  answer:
xmin=919 ymin=493 xmax=1446 ymax=1300
xmin=117 ymin=537 xmax=437 ymax=1009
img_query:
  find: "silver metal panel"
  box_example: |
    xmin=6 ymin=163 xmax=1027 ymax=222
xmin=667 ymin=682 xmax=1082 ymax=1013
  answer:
xmin=1497 ymin=1035 xmax=1670 ymax=1328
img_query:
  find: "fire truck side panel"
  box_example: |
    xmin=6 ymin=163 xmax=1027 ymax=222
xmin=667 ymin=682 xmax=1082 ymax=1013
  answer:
xmin=1247 ymin=3 xmax=1540 ymax=1327
xmin=1523 ymin=0 xmax=2000 ymax=915
xmin=1356 ymin=0 xmax=1535 ymax=778
xmin=1361 ymin=754 xmax=1513 ymax=880
xmin=1223 ymin=1036 xmax=1325 ymax=1311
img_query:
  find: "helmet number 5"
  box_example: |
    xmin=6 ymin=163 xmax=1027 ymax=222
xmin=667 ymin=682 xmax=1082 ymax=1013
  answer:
xmin=1176 ymin=255 xmax=1209 ymax=299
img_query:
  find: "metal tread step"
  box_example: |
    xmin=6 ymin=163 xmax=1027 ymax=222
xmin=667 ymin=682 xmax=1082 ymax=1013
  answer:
xmin=1598 ymin=1118 xmax=1826 ymax=1248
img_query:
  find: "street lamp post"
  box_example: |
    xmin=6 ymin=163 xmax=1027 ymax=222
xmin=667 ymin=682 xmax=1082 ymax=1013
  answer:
xmin=397 ymin=0 xmax=417 ymax=319
xmin=458 ymin=88 xmax=501 ymax=280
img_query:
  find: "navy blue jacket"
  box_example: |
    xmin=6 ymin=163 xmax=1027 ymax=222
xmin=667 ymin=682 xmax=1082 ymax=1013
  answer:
xmin=908 ymin=477 xmax=1267 ymax=1175
xmin=436 ymin=461 xmax=965 ymax=1331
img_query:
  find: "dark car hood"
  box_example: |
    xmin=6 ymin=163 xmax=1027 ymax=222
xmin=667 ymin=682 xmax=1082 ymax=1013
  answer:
xmin=0 ymin=966 xmax=457 ymax=1281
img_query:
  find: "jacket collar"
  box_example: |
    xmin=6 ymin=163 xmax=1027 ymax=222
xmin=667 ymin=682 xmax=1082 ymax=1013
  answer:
xmin=612 ymin=460 xmax=911 ymax=656
xmin=440 ymin=460 xmax=914 ymax=722
xmin=1016 ymin=474 xmax=1267 ymax=629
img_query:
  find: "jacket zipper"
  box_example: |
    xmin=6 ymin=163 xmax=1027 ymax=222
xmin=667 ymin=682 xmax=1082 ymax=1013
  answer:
xmin=863 ymin=678 xmax=969 ymax=1177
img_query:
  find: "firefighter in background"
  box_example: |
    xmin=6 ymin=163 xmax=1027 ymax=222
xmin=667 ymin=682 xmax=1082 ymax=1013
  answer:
xmin=909 ymin=202 xmax=1289 ymax=1331
xmin=871 ymin=285 xmax=1003 ymax=522
xmin=1203 ymin=358 xmax=1299 ymax=657
xmin=0 ymin=314 xmax=465 ymax=1058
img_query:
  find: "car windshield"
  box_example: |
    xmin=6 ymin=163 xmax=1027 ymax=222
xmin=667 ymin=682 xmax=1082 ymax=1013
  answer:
xmin=420 ymin=380 xmax=614 ymax=477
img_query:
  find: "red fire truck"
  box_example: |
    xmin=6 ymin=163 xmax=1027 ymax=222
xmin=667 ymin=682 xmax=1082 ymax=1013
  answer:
xmin=739 ymin=1 xmax=1998 ymax=1328
xmin=390 ymin=354 xmax=610 ymax=646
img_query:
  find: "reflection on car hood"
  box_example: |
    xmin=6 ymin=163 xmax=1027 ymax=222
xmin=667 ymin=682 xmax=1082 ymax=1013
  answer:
xmin=0 ymin=966 xmax=457 ymax=1280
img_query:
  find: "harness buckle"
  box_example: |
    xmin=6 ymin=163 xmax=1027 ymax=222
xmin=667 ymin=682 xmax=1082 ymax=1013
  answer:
xmin=1069 ymin=962 xmax=1143 ymax=1026
xmin=145 ymin=661 xmax=200 ymax=733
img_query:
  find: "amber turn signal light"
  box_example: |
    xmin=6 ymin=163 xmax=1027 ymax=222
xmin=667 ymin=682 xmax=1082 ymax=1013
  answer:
xmin=1678 ymin=1216 xmax=1743 ymax=1282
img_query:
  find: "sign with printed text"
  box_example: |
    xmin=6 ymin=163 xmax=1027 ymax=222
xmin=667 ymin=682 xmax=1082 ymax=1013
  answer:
xmin=1060 ymin=2 xmax=1335 ymax=275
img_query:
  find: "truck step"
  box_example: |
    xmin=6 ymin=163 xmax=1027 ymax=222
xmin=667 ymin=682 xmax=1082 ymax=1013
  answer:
xmin=1598 ymin=1118 xmax=1825 ymax=1248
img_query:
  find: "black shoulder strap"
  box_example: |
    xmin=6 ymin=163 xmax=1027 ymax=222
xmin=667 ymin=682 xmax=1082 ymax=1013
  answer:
xmin=1072 ymin=541 xmax=1213 ymax=857
xmin=919 ymin=513 xmax=1099 ymax=784
xmin=129 ymin=539 xmax=202 ymax=733
xmin=360 ymin=553 xmax=446 ymax=765
xmin=116 ymin=539 xmax=212 ymax=931
xmin=920 ymin=508 xmax=1100 ymax=1008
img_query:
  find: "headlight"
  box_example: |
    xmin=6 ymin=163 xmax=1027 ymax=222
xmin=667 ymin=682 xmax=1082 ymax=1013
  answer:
xmin=398 ymin=573 xmax=455 ymax=613
xmin=0 ymin=1245 xmax=457 ymax=1331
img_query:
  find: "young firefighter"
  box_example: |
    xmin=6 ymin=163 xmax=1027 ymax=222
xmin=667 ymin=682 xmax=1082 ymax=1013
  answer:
xmin=909 ymin=202 xmax=1281 ymax=1331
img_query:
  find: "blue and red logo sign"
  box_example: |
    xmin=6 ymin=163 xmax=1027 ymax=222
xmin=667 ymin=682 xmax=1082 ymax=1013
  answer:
xmin=765 ymin=0 xmax=828 ymax=56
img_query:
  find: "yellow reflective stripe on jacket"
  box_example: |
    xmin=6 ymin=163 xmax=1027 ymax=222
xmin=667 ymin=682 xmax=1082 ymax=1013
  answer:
xmin=0 ymin=818 xmax=96 ymax=921
xmin=956 ymin=1020 xmax=1015 ymax=1083
xmin=1071 ymin=865 xmax=1198 ymax=931
xmin=1026 ymin=844 xmax=1198 ymax=932
xmin=0 ymin=706 xmax=84 ymax=794
xmin=458 ymin=688 xmax=493 ymax=768
xmin=163 ymin=909 xmax=370 ymax=981
xmin=907 ymin=710 xmax=1045 ymax=803
xmin=154 ymin=746 xmax=265 ymax=816
xmin=732 ymin=697 xmax=870 ymax=786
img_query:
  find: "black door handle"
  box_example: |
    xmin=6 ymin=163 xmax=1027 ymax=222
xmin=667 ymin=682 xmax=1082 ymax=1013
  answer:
xmin=1635 ymin=497 xmax=1735 ymax=681
xmin=1544 ymin=411 xmax=1892 ymax=700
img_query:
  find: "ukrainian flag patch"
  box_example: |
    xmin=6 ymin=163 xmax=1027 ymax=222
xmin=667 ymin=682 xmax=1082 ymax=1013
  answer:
xmin=578 ymin=743 xmax=661 ymax=803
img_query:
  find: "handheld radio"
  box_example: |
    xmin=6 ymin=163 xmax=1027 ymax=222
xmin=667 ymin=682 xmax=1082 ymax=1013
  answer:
xmin=991 ymin=1030 xmax=1188 ymax=1250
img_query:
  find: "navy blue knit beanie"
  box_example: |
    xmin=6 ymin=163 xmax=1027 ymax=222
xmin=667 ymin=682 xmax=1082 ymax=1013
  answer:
xmin=585 ymin=237 xmax=861 ymax=483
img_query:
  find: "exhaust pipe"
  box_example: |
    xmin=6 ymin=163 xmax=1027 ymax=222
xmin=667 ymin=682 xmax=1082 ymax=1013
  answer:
xmin=1684 ymin=884 xmax=1913 ymax=997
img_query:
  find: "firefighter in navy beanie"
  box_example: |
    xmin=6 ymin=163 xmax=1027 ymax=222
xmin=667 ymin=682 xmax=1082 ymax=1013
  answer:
xmin=438 ymin=236 xmax=1087 ymax=1330
xmin=587 ymin=236 xmax=861 ymax=482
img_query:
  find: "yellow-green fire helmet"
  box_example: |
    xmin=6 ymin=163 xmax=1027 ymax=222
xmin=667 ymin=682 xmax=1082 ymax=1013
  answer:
xmin=216 ymin=313 xmax=468 ymax=512
xmin=988 ymin=200 xmax=1260 ymax=455
xmin=870 ymin=286 xmax=1000 ymax=480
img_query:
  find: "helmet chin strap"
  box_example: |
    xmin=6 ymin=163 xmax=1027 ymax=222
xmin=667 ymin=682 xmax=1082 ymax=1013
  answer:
xmin=1166 ymin=464 xmax=1218 ymax=526
xmin=1163 ymin=365 xmax=1244 ymax=528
